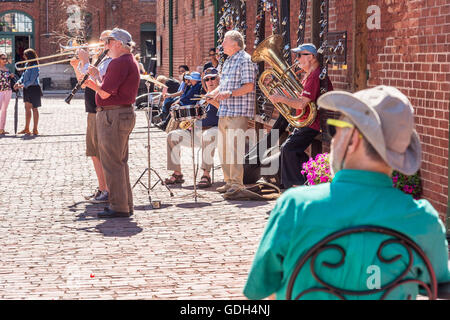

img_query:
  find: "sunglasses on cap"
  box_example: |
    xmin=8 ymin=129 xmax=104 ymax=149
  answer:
xmin=205 ymin=77 xmax=217 ymax=82
xmin=326 ymin=118 xmax=363 ymax=138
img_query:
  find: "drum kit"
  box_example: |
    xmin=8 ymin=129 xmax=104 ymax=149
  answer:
xmin=133 ymin=82 xmax=209 ymax=205
xmin=169 ymin=97 xmax=208 ymax=203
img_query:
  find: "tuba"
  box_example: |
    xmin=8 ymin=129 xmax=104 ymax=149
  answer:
xmin=251 ymin=34 xmax=317 ymax=128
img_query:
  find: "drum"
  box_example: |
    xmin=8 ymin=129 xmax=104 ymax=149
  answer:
xmin=170 ymin=104 xmax=207 ymax=122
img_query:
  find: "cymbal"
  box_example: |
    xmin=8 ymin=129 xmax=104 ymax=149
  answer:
xmin=140 ymin=74 xmax=168 ymax=88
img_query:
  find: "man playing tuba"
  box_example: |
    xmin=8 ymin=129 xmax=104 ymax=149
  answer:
xmin=268 ymin=43 xmax=333 ymax=189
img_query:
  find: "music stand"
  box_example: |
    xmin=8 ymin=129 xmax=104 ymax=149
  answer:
xmin=133 ymin=83 xmax=174 ymax=208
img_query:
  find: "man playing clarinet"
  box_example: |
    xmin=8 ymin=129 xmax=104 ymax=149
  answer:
xmin=84 ymin=28 xmax=140 ymax=218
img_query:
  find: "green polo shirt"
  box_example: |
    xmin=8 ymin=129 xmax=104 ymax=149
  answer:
xmin=243 ymin=169 xmax=450 ymax=300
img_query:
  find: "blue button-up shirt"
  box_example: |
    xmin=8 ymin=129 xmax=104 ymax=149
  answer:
xmin=18 ymin=64 xmax=39 ymax=88
xmin=218 ymin=50 xmax=257 ymax=118
xmin=179 ymin=81 xmax=202 ymax=106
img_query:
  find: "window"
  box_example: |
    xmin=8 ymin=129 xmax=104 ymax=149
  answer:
xmin=0 ymin=12 xmax=33 ymax=33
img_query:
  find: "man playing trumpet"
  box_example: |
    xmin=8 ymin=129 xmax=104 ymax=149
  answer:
xmin=164 ymin=68 xmax=220 ymax=188
xmin=268 ymin=43 xmax=333 ymax=189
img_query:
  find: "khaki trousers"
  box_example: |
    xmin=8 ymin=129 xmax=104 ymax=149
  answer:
xmin=96 ymin=108 xmax=136 ymax=213
xmin=166 ymin=125 xmax=218 ymax=172
xmin=217 ymin=116 xmax=249 ymax=189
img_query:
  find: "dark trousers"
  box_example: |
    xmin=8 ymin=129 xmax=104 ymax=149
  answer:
xmin=280 ymin=127 xmax=319 ymax=188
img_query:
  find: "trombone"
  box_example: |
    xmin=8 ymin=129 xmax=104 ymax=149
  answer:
xmin=15 ymin=43 xmax=104 ymax=72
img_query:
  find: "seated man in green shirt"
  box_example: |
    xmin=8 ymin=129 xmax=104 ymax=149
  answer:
xmin=243 ymin=86 xmax=450 ymax=300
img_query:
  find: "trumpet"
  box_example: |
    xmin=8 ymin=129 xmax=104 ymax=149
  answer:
xmin=15 ymin=43 xmax=104 ymax=72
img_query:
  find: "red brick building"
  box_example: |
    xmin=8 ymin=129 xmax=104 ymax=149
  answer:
xmin=156 ymin=0 xmax=449 ymax=224
xmin=0 ymin=0 xmax=156 ymax=88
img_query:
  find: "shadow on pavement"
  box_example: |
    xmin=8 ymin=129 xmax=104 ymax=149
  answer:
xmin=176 ymin=202 xmax=212 ymax=209
xmin=229 ymin=200 xmax=272 ymax=208
xmin=134 ymin=203 xmax=172 ymax=211
xmin=95 ymin=219 xmax=143 ymax=237
xmin=68 ymin=201 xmax=143 ymax=237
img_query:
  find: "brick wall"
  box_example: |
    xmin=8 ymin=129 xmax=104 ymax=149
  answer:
xmin=1 ymin=1 xmax=156 ymax=88
xmin=157 ymin=0 xmax=449 ymax=220
xmin=352 ymin=0 xmax=449 ymax=219
xmin=157 ymin=0 xmax=217 ymax=77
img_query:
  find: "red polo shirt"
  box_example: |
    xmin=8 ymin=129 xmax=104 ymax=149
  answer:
xmin=96 ymin=53 xmax=140 ymax=107
xmin=297 ymin=67 xmax=334 ymax=131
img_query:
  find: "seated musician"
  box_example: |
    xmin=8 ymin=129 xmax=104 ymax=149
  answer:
xmin=157 ymin=71 xmax=191 ymax=131
xmin=177 ymin=71 xmax=204 ymax=105
xmin=155 ymin=75 xmax=180 ymax=121
xmin=244 ymin=86 xmax=450 ymax=300
xmin=268 ymin=43 xmax=333 ymax=189
xmin=164 ymin=68 xmax=220 ymax=188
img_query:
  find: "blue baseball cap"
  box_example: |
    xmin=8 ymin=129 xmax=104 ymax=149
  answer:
xmin=185 ymin=71 xmax=201 ymax=81
xmin=107 ymin=28 xmax=133 ymax=46
xmin=291 ymin=43 xmax=318 ymax=55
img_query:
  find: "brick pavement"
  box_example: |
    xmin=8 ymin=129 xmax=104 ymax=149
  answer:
xmin=0 ymin=96 xmax=274 ymax=299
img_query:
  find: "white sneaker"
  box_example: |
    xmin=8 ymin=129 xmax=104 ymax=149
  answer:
xmin=90 ymin=190 xmax=109 ymax=203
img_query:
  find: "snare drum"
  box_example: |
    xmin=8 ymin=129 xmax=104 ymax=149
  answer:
xmin=170 ymin=104 xmax=206 ymax=122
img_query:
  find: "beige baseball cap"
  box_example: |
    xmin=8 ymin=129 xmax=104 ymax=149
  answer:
xmin=317 ymin=85 xmax=422 ymax=175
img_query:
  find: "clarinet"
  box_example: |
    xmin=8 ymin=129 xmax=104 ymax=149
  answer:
xmin=65 ymin=49 xmax=109 ymax=104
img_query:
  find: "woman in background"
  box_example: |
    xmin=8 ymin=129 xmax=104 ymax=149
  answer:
xmin=0 ymin=52 xmax=14 ymax=135
xmin=14 ymin=48 xmax=42 ymax=136
xmin=134 ymin=54 xmax=146 ymax=74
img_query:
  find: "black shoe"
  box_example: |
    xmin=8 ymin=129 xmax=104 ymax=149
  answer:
xmin=98 ymin=207 xmax=130 ymax=218
xmin=157 ymin=122 xmax=167 ymax=131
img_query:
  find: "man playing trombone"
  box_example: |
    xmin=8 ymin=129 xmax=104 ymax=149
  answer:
xmin=268 ymin=43 xmax=333 ymax=189
xmin=69 ymin=30 xmax=112 ymax=203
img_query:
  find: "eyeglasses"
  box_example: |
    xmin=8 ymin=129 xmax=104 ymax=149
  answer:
xmin=326 ymin=118 xmax=362 ymax=138
xmin=0 ymin=57 xmax=7 ymax=61
xmin=297 ymin=53 xmax=313 ymax=56
xmin=205 ymin=77 xmax=217 ymax=82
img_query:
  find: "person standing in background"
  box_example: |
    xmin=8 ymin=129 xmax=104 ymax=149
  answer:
xmin=14 ymin=48 xmax=42 ymax=136
xmin=0 ymin=51 xmax=14 ymax=135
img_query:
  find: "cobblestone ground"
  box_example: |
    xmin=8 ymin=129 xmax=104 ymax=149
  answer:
xmin=0 ymin=96 xmax=274 ymax=299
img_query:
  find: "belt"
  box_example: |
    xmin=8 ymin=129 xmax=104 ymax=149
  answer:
xmin=96 ymin=104 xmax=132 ymax=112
xmin=202 ymin=126 xmax=213 ymax=130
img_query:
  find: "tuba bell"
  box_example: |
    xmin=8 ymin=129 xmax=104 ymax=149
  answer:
xmin=251 ymin=34 xmax=317 ymax=128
